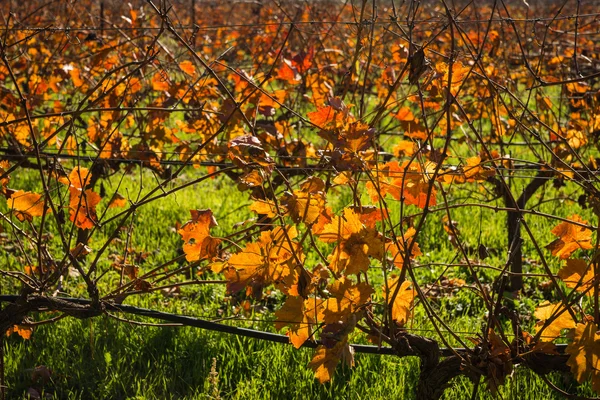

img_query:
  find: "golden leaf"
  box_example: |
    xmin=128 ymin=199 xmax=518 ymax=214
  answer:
xmin=309 ymin=340 xmax=349 ymax=383
xmin=280 ymin=190 xmax=325 ymax=225
xmin=249 ymin=199 xmax=278 ymax=218
xmin=534 ymin=301 xmax=576 ymax=341
xmin=566 ymin=322 xmax=600 ymax=393
xmin=558 ymin=259 xmax=594 ymax=294
xmin=274 ymin=296 xmax=311 ymax=349
xmin=318 ymin=208 xmax=363 ymax=243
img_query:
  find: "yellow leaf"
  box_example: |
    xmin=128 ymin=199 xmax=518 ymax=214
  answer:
xmin=566 ymin=322 xmax=600 ymax=393
xmin=558 ymin=259 xmax=594 ymax=294
xmin=309 ymin=340 xmax=349 ymax=383
xmin=274 ymin=296 xmax=311 ymax=349
xmin=534 ymin=301 xmax=576 ymax=341
xmin=280 ymin=190 xmax=325 ymax=225
xmin=318 ymin=208 xmax=363 ymax=243
xmin=249 ymin=199 xmax=278 ymax=218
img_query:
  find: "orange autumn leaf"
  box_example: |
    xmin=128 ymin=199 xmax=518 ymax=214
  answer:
xmin=534 ymin=301 xmax=577 ymax=341
xmin=307 ymin=105 xmax=338 ymax=127
xmin=108 ymin=193 xmax=127 ymax=208
xmin=8 ymin=190 xmax=46 ymax=221
xmin=546 ymin=215 xmax=593 ymax=259
xmin=6 ymin=324 xmax=33 ymax=340
xmin=65 ymin=167 xmax=101 ymax=229
xmin=277 ymin=59 xmax=299 ymax=83
xmin=366 ymin=161 xmax=437 ymax=209
xmin=318 ymin=208 xmax=384 ymax=275
xmin=69 ymin=188 xmax=101 ymax=229
xmin=0 ymin=160 xmax=10 ymax=193
xmin=69 ymin=67 xmax=84 ymax=88
xmin=318 ymin=208 xmax=364 ymax=243
xmin=394 ymin=106 xmax=415 ymax=122
xmin=178 ymin=209 xmax=221 ymax=262
xmin=151 ymin=72 xmax=170 ymax=91
xmin=225 ymin=226 xmax=302 ymax=296
xmin=402 ymin=179 xmax=437 ymax=209
xmin=351 ymin=205 xmax=387 ymax=229
xmin=558 ymin=259 xmax=594 ymax=294
xmin=566 ymin=322 xmax=600 ymax=393
xmin=384 ymin=277 xmax=415 ymax=326
xmin=68 ymin=167 xmax=92 ymax=189
xmin=392 ymin=140 xmax=416 ymax=157
xmin=179 ymin=60 xmax=196 ymax=75
xmin=386 ymin=227 xmax=422 ymax=268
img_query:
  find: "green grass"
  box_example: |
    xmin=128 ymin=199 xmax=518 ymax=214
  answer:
xmin=5 ymin=308 xmax=594 ymax=400
xmin=2 ymin=315 xmax=584 ymax=400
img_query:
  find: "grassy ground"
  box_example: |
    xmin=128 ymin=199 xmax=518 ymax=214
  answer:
xmin=4 ymin=314 xmax=574 ymax=400
xmin=2 ymin=164 xmax=596 ymax=399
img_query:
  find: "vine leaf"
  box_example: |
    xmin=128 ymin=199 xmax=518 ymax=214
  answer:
xmin=66 ymin=167 xmax=101 ymax=229
xmin=485 ymin=328 xmax=513 ymax=394
xmin=225 ymin=226 xmax=303 ymax=297
xmin=249 ymin=198 xmax=278 ymax=218
xmin=179 ymin=60 xmax=196 ymax=76
xmin=0 ymin=160 xmax=10 ymax=193
xmin=546 ymin=215 xmax=593 ymax=259
xmin=557 ymin=259 xmax=594 ymax=294
xmin=566 ymin=322 xmax=600 ymax=393
xmin=5 ymin=324 xmax=33 ymax=340
xmin=366 ymin=161 xmax=437 ymax=209
xmin=274 ymin=295 xmax=311 ymax=349
xmin=280 ymin=178 xmax=326 ymax=224
xmin=178 ymin=209 xmax=221 ymax=262
xmin=8 ymin=190 xmax=46 ymax=221
xmin=321 ymin=279 xmax=374 ymax=324
xmin=318 ymin=208 xmax=384 ymax=275
xmin=309 ymin=339 xmax=352 ymax=383
xmin=384 ymin=277 xmax=415 ymax=325
xmin=534 ymin=301 xmax=576 ymax=341
xmin=108 ymin=193 xmax=127 ymax=208
xmin=386 ymin=227 xmax=422 ymax=268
